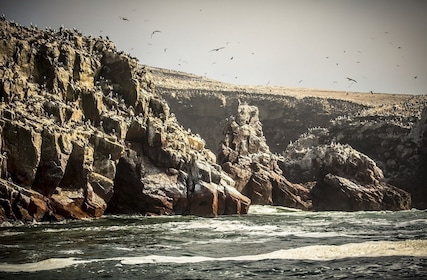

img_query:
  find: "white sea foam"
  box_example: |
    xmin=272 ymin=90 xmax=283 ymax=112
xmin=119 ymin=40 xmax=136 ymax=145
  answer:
xmin=1 ymin=240 xmax=425 ymax=272
xmin=58 ymin=249 xmax=84 ymax=255
xmin=0 ymin=230 xmax=24 ymax=237
xmin=0 ymin=257 xmax=89 ymax=272
xmin=162 ymin=218 xmax=354 ymax=240
xmin=120 ymin=239 xmax=427 ymax=264
xmin=248 ymin=205 xmax=302 ymax=215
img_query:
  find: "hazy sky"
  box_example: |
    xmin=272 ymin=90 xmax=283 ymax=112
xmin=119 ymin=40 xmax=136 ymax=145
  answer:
xmin=1 ymin=0 xmax=426 ymax=94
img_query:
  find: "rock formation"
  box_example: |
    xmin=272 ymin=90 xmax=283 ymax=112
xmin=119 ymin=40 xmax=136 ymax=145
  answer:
xmin=0 ymin=18 xmax=250 ymax=224
xmin=150 ymin=67 xmax=426 ymax=209
xmin=0 ymin=17 xmax=424 ymax=224
xmin=281 ymin=132 xmax=411 ymax=211
xmin=217 ymin=103 xmax=311 ymax=210
xmin=325 ymin=102 xmax=427 ymax=208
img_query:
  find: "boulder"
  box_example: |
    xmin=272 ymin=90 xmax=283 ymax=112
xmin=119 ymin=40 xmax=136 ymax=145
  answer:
xmin=311 ymin=173 xmax=411 ymax=211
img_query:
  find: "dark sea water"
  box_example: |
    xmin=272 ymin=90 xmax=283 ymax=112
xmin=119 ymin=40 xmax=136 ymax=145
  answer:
xmin=0 ymin=206 xmax=426 ymax=279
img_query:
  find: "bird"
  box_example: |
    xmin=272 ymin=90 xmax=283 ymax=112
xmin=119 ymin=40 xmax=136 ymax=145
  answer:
xmin=209 ymin=47 xmax=225 ymax=52
xmin=164 ymin=48 xmax=167 ymax=52
xmin=151 ymin=30 xmax=161 ymax=38
xmin=346 ymin=77 xmax=357 ymax=83
xmin=119 ymin=17 xmax=129 ymax=21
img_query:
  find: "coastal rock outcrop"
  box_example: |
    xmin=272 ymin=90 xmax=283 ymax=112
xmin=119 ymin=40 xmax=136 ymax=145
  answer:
xmin=281 ymin=130 xmax=411 ymax=210
xmin=218 ymin=103 xmax=311 ymax=210
xmin=151 ymin=67 xmax=426 ymax=209
xmin=326 ymin=102 xmax=427 ymax=208
xmin=0 ymin=18 xmax=249 ymax=223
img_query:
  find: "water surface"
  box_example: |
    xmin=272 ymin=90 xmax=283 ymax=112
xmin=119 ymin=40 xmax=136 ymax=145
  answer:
xmin=1 ymin=206 xmax=426 ymax=279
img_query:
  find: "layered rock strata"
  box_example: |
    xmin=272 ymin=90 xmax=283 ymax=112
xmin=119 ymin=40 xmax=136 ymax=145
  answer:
xmin=0 ymin=19 xmax=249 ymax=223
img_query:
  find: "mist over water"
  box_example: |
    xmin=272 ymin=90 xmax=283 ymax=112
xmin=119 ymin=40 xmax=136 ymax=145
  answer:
xmin=1 ymin=206 xmax=426 ymax=279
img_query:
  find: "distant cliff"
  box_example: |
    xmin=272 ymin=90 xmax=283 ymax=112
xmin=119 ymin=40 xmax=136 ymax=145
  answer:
xmin=149 ymin=66 xmax=427 ymax=209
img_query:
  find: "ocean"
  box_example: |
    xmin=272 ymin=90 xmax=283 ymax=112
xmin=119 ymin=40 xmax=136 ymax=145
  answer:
xmin=0 ymin=206 xmax=426 ymax=279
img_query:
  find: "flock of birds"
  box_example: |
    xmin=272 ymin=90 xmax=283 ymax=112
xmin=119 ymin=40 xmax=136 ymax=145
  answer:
xmin=117 ymin=15 xmax=419 ymax=91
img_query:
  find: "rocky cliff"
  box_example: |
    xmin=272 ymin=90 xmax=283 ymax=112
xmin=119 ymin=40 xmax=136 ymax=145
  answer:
xmin=217 ymin=103 xmax=311 ymax=210
xmin=150 ymin=67 xmax=427 ymax=209
xmin=1 ymin=17 xmax=425 ymax=225
xmin=0 ymin=18 xmax=250 ymax=223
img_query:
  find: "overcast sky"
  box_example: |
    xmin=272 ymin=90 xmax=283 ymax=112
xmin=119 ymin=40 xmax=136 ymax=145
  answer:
xmin=1 ymin=0 xmax=426 ymax=94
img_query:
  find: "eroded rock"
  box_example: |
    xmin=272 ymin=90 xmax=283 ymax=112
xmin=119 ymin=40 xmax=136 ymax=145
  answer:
xmin=0 ymin=19 xmax=249 ymax=223
xmin=282 ymin=132 xmax=411 ymax=211
xmin=218 ymin=104 xmax=311 ymax=210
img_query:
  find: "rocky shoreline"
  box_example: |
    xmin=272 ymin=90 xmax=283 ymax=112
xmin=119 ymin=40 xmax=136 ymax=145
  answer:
xmin=0 ymin=18 xmax=426 ymax=224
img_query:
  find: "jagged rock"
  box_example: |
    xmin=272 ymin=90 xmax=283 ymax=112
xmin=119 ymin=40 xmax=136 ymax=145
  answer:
xmin=282 ymin=140 xmax=384 ymax=185
xmin=107 ymin=155 xmax=183 ymax=215
xmin=311 ymin=174 xmax=411 ymax=211
xmin=322 ymin=102 xmax=427 ymax=209
xmin=0 ymin=179 xmax=57 ymax=223
xmin=32 ymin=128 xmax=71 ymax=196
xmin=107 ymin=150 xmax=250 ymax=217
xmin=2 ymin=121 xmax=42 ymax=188
xmin=218 ymin=104 xmax=311 ymax=210
xmin=0 ymin=19 xmax=249 ymax=223
xmin=282 ymin=134 xmax=411 ymax=211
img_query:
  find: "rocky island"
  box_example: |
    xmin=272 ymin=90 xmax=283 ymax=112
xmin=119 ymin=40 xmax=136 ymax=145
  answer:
xmin=1 ymin=18 xmax=426 ymax=224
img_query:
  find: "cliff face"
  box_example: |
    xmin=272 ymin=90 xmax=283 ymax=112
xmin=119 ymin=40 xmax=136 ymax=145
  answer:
xmin=0 ymin=18 xmax=425 ymax=224
xmin=0 ymin=19 xmax=250 ymax=223
xmin=150 ymin=66 xmax=427 ymax=209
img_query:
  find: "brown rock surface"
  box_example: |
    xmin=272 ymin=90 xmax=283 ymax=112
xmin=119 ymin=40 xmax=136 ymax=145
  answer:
xmin=150 ymin=64 xmax=426 ymax=209
xmin=312 ymin=173 xmax=411 ymax=211
xmin=282 ymin=135 xmax=411 ymax=211
xmin=0 ymin=19 xmax=249 ymax=223
xmin=218 ymin=104 xmax=311 ymax=210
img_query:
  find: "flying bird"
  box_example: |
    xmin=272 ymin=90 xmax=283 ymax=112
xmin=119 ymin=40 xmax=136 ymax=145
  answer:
xmin=119 ymin=17 xmax=129 ymax=21
xmin=151 ymin=30 xmax=161 ymax=38
xmin=346 ymin=77 xmax=357 ymax=83
xmin=209 ymin=47 xmax=225 ymax=52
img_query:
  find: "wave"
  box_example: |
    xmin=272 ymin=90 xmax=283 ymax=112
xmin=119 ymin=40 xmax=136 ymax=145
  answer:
xmin=1 ymin=240 xmax=426 ymax=272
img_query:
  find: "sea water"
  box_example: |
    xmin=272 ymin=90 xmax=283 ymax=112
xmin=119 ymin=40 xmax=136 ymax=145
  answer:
xmin=0 ymin=206 xmax=426 ymax=279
